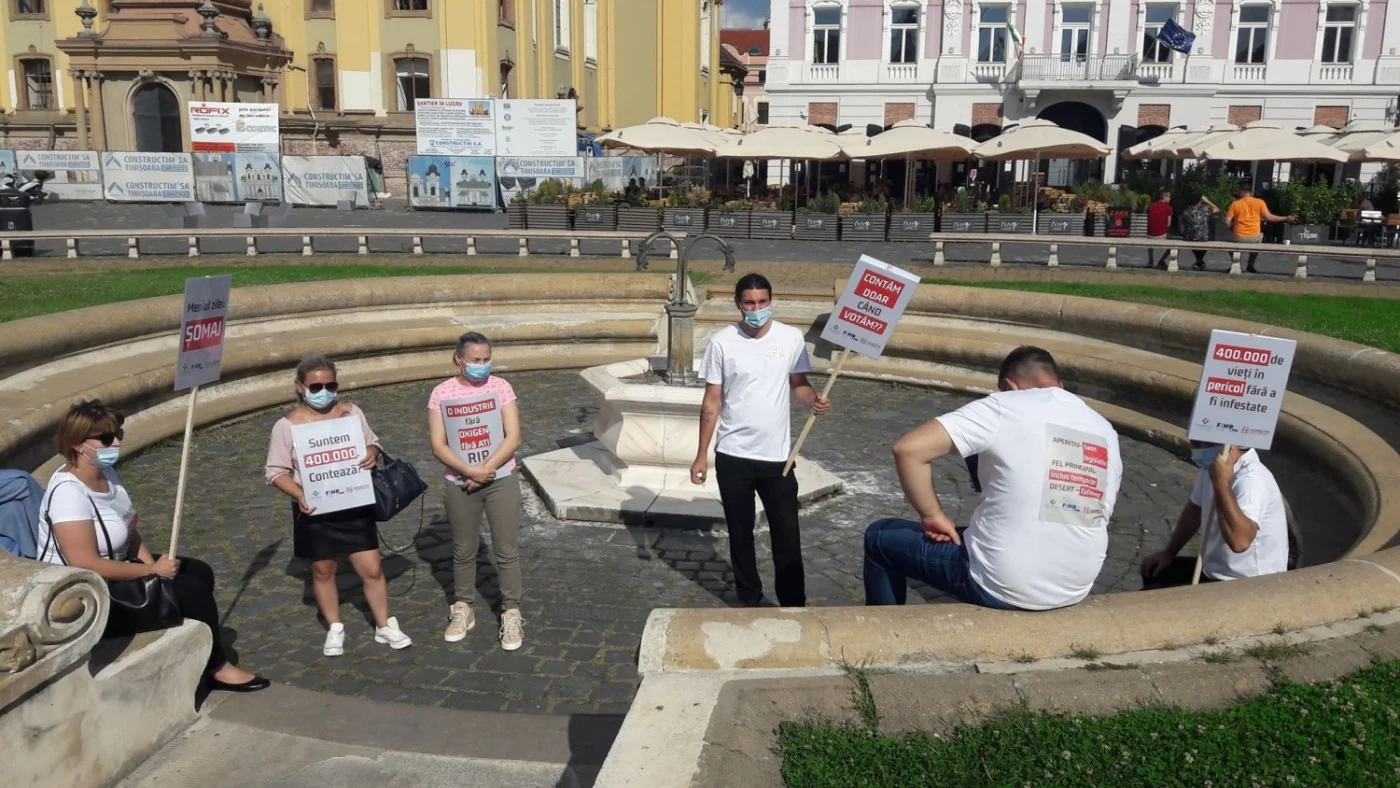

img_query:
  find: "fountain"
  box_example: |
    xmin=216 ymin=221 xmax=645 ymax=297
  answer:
xmin=520 ymin=234 xmax=844 ymax=527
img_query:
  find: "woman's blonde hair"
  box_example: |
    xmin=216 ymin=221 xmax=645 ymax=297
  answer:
xmin=56 ymin=400 xmax=124 ymax=466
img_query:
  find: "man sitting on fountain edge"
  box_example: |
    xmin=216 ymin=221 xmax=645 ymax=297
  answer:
xmin=691 ymin=273 xmax=829 ymax=608
xmin=863 ymin=347 xmax=1123 ymax=611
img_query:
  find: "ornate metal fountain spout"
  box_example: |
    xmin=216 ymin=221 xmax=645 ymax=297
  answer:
xmin=636 ymin=232 xmax=738 ymax=386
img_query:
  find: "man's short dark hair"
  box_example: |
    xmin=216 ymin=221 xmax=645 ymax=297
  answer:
xmin=734 ymin=272 xmax=773 ymax=302
xmin=998 ymin=346 xmax=1059 ymax=387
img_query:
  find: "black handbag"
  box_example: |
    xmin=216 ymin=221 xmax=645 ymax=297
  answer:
xmin=370 ymin=449 xmax=428 ymax=523
xmin=45 ymin=484 xmax=182 ymax=635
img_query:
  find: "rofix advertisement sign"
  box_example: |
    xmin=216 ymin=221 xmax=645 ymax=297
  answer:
xmin=1188 ymin=330 xmax=1297 ymax=450
xmin=440 ymin=394 xmax=507 ymax=480
xmin=189 ymin=101 xmax=280 ymax=153
xmin=292 ymin=417 xmax=376 ymax=515
xmin=18 ymin=150 xmax=102 ymax=201
xmin=280 ymin=155 xmax=369 ymax=207
xmin=101 ymin=152 xmax=195 ymax=202
xmin=174 ymin=275 xmax=231 ymax=391
xmin=819 ymin=255 xmax=921 ymax=358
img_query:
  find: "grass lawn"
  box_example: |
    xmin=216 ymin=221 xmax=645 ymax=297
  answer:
xmin=923 ymin=279 xmax=1400 ymax=354
xmin=778 ymin=659 xmax=1400 ymax=788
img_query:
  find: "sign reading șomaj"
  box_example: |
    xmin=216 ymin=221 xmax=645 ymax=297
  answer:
xmin=819 ymin=255 xmax=921 ymax=358
xmin=1187 ymin=330 xmax=1297 ymax=450
xmin=174 ymin=275 xmax=232 ymax=392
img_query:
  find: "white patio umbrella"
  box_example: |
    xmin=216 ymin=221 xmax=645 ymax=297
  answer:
xmin=721 ymin=125 xmax=845 ymax=210
xmin=1328 ymin=121 xmax=1399 ymax=162
xmin=971 ymin=119 xmax=1112 ymax=233
xmin=1188 ymin=121 xmax=1347 ymax=162
xmin=1123 ymin=127 xmax=1197 ymax=160
xmin=1358 ymin=132 xmax=1400 ymax=162
xmin=596 ymin=116 xmax=718 ymax=156
xmin=841 ymin=121 xmax=976 ymax=207
xmin=1154 ymin=124 xmax=1239 ymax=159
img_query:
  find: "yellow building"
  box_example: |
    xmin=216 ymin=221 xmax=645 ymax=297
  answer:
xmin=0 ymin=0 xmax=737 ymax=184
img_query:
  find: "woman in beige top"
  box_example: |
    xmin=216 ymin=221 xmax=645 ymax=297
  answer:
xmin=264 ymin=355 xmax=412 ymax=657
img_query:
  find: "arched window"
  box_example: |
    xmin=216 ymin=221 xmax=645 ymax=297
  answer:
xmin=132 ymin=83 xmax=183 ymax=153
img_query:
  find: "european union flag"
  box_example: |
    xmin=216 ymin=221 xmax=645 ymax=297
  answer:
xmin=1156 ymin=18 xmax=1196 ymax=55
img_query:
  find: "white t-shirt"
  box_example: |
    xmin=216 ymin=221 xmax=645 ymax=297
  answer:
xmin=36 ymin=467 xmax=137 ymax=565
xmin=936 ymin=388 xmax=1123 ymax=610
xmin=1190 ymin=449 xmax=1288 ymax=580
xmin=699 ymin=321 xmax=813 ymax=462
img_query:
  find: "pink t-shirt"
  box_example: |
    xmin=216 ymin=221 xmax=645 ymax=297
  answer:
xmin=428 ymin=375 xmax=518 ymax=481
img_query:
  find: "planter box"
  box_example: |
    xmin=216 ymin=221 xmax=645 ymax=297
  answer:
xmin=506 ymin=203 xmax=527 ymax=229
xmin=573 ymin=204 xmax=617 ymax=231
xmin=1130 ymin=214 xmax=1148 ymax=237
xmin=525 ymin=204 xmax=571 ymax=230
xmin=841 ymin=213 xmax=888 ymax=242
xmin=987 ymin=213 xmax=1033 ymax=235
xmin=750 ymin=211 xmax=792 ymax=240
xmin=1285 ymin=224 xmax=1330 ymax=245
xmin=939 ymin=213 xmax=986 ymax=234
xmin=794 ymin=213 xmax=839 ymax=241
xmin=664 ymin=208 xmax=707 ymax=232
xmin=1036 ymin=214 xmax=1087 ymax=235
xmin=617 ymin=206 xmax=662 ymax=232
xmin=888 ymin=213 xmax=937 ymax=242
xmin=709 ymin=211 xmax=751 ymax=238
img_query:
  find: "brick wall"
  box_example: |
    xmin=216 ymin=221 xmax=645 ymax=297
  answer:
xmin=884 ymin=102 xmax=915 ymax=126
xmin=1227 ymin=105 xmax=1263 ymax=126
xmin=1313 ymin=105 xmax=1350 ymax=129
xmin=807 ymin=102 xmax=838 ymax=127
xmin=972 ymin=103 xmax=1004 ymax=127
xmin=1137 ymin=104 xmax=1171 ymax=128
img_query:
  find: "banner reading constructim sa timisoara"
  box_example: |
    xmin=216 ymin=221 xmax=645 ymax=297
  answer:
xmin=101 ymin=152 xmax=196 ymax=202
xmin=188 ymin=101 xmax=280 ymax=153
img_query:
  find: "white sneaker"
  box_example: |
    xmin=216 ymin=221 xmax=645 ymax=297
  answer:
xmin=500 ymin=610 xmax=525 ymax=652
xmin=323 ymin=622 xmax=345 ymax=657
xmin=444 ymin=602 xmax=475 ymax=643
xmin=374 ymin=616 xmax=413 ymax=650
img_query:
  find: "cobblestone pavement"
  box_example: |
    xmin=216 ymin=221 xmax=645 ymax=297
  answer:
xmin=24 ymin=200 xmax=1400 ymax=283
xmin=119 ymin=374 xmax=1194 ymax=715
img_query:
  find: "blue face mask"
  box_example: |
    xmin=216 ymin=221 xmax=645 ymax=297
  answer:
xmin=1191 ymin=445 xmax=1223 ymax=470
xmin=304 ymin=388 xmax=338 ymax=410
xmin=463 ymin=362 xmax=492 ymax=383
xmin=742 ymin=307 xmax=772 ymax=329
xmin=92 ymin=447 xmax=120 ymax=467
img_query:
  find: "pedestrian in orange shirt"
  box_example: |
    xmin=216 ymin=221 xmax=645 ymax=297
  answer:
xmin=1225 ymin=184 xmax=1295 ymax=274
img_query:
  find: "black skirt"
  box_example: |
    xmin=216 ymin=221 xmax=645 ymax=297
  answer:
xmin=292 ymin=504 xmax=379 ymax=561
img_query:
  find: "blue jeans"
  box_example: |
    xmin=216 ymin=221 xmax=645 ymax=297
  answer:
xmin=862 ymin=518 xmax=1021 ymax=609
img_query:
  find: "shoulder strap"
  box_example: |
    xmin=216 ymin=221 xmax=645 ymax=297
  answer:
xmin=41 ymin=479 xmax=114 ymax=564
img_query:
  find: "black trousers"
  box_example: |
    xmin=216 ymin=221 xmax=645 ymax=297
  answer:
xmin=715 ymin=452 xmax=805 ymax=607
xmin=106 ymin=555 xmax=228 ymax=674
xmin=1192 ymin=250 xmax=1208 ymax=267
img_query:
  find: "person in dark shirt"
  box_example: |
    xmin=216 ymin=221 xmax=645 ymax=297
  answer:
xmin=1180 ymin=194 xmax=1221 ymax=271
xmin=1145 ymin=190 xmax=1174 ymax=269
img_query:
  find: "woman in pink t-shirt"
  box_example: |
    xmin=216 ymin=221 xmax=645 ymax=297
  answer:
xmin=427 ymin=332 xmax=526 ymax=651
xmin=264 ymin=355 xmax=413 ymax=657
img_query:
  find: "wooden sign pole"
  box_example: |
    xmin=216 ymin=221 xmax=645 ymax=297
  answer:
xmin=166 ymin=385 xmax=199 ymax=558
xmin=782 ymin=347 xmax=851 ymax=478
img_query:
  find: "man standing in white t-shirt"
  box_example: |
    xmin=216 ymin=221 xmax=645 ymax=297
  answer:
xmin=863 ymin=347 xmax=1123 ymax=611
xmin=1140 ymin=441 xmax=1288 ymax=587
xmin=692 ymin=273 xmax=830 ymax=608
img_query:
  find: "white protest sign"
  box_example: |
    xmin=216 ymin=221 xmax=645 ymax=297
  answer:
xmin=292 ymin=417 xmax=376 ymax=515
xmin=189 ymin=101 xmax=280 ymax=153
xmin=174 ymin=275 xmax=231 ymax=391
xmin=441 ymin=394 xmax=507 ymax=480
xmin=415 ymin=98 xmax=497 ymax=156
xmin=819 ymin=255 xmax=921 ymax=358
xmin=1187 ymin=330 xmax=1297 ymax=450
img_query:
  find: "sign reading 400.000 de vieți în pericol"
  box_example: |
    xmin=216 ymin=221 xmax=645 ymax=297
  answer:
xmin=1187 ymin=329 xmax=1297 ymax=450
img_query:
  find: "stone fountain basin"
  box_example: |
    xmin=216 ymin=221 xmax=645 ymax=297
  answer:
xmin=521 ymin=357 xmax=844 ymax=528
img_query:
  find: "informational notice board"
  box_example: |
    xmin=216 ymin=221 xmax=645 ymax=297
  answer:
xmin=415 ymin=98 xmax=497 ymax=156
xmin=495 ymin=99 xmax=577 ymax=157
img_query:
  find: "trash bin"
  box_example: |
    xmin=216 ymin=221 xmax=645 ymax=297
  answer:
xmin=0 ymin=188 xmax=34 ymax=256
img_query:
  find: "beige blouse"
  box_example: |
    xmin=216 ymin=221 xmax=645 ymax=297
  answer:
xmin=264 ymin=403 xmax=382 ymax=488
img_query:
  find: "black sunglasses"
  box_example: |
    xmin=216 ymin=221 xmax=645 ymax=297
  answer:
xmin=86 ymin=429 xmax=124 ymax=447
xmin=304 ymin=382 xmax=339 ymax=394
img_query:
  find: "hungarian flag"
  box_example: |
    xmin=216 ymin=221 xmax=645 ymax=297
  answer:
xmin=1156 ymin=18 xmax=1196 ymax=55
xmin=1006 ymin=22 xmax=1024 ymax=57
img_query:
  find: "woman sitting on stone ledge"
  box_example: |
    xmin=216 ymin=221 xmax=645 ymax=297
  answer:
xmin=36 ymin=400 xmax=269 ymax=693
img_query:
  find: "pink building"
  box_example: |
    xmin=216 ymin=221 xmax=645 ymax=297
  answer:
xmin=765 ymin=0 xmax=1400 ymax=184
xmin=721 ymin=27 xmax=773 ymax=130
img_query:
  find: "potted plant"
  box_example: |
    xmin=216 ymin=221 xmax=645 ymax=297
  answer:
xmin=939 ymin=189 xmax=985 ymax=233
xmin=840 ymin=197 xmax=888 ymax=241
xmin=1035 ymin=188 xmax=1087 ymax=235
xmin=794 ymin=192 xmax=840 ymax=241
xmin=525 ymin=179 xmax=573 ymax=230
xmin=889 ymin=195 xmax=938 ymax=242
xmin=507 ymin=189 xmax=528 ymax=229
xmin=987 ymin=193 xmax=1032 ymax=235
xmin=750 ymin=196 xmax=792 ymax=240
xmin=664 ymin=186 xmax=710 ymax=232
xmin=572 ymin=180 xmax=617 ymax=231
xmin=710 ymin=199 xmax=752 ymax=238
xmin=1273 ymin=181 xmax=1349 ymax=245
